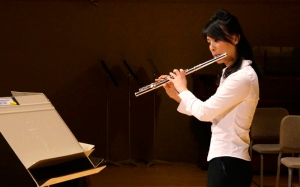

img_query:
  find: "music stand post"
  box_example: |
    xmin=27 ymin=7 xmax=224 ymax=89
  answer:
xmin=146 ymin=58 xmax=171 ymax=167
xmin=117 ymin=60 xmax=139 ymax=167
xmin=100 ymin=60 xmax=120 ymax=167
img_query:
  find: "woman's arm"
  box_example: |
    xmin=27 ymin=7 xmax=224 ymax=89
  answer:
xmin=178 ymin=72 xmax=252 ymax=121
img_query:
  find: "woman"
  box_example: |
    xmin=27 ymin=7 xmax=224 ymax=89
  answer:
xmin=156 ymin=9 xmax=261 ymax=187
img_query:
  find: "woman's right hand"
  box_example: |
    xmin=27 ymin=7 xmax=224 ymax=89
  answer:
xmin=155 ymin=75 xmax=181 ymax=103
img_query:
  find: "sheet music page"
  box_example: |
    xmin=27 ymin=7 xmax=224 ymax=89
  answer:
xmin=0 ymin=97 xmax=17 ymax=105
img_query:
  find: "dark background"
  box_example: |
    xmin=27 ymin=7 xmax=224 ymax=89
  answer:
xmin=0 ymin=0 xmax=299 ymax=170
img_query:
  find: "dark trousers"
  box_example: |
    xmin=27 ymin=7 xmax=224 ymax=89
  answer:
xmin=207 ymin=157 xmax=252 ymax=187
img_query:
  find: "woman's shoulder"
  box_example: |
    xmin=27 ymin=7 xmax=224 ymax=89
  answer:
xmin=230 ymin=65 xmax=257 ymax=83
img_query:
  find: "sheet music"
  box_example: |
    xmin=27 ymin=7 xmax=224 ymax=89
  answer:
xmin=0 ymin=97 xmax=17 ymax=105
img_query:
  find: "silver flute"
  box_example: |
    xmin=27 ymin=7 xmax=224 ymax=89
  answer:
xmin=135 ymin=53 xmax=227 ymax=97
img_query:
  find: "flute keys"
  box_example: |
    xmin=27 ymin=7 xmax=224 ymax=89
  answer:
xmin=150 ymin=83 xmax=156 ymax=88
xmin=138 ymin=83 xmax=157 ymax=91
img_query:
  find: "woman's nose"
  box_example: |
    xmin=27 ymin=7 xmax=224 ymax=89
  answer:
xmin=210 ymin=44 xmax=215 ymax=52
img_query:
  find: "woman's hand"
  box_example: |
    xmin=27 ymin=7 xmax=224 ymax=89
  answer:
xmin=168 ymin=69 xmax=188 ymax=93
xmin=155 ymin=75 xmax=181 ymax=103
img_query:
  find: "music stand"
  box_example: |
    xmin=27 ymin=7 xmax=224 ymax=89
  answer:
xmin=146 ymin=58 xmax=171 ymax=167
xmin=117 ymin=60 xmax=140 ymax=167
xmin=100 ymin=60 xmax=120 ymax=166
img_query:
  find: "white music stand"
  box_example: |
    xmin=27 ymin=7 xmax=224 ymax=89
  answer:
xmin=0 ymin=91 xmax=105 ymax=187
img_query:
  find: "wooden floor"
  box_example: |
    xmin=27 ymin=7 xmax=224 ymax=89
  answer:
xmin=86 ymin=162 xmax=300 ymax=187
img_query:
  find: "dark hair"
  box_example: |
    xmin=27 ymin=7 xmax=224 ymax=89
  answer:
xmin=203 ymin=9 xmax=262 ymax=81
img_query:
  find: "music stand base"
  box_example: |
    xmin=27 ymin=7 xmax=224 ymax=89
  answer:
xmin=147 ymin=159 xmax=171 ymax=167
xmin=104 ymin=159 xmax=121 ymax=166
xmin=117 ymin=159 xmax=139 ymax=167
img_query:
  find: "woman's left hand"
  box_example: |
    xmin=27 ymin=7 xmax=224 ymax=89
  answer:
xmin=168 ymin=69 xmax=188 ymax=93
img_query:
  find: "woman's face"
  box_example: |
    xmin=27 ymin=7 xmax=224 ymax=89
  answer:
xmin=206 ymin=35 xmax=239 ymax=67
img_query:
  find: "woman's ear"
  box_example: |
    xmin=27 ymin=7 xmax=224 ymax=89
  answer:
xmin=232 ymin=34 xmax=240 ymax=45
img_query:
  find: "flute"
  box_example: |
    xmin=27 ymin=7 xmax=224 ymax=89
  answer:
xmin=135 ymin=53 xmax=227 ymax=97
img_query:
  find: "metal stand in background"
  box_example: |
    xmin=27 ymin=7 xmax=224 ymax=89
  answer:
xmin=89 ymin=0 xmax=99 ymax=6
xmin=117 ymin=60 xmax=139 ymax=167
xmin=146 ymin=58 xmax=171 ymax=167
xmin=100 ymin=60 xmax=120 ymax=166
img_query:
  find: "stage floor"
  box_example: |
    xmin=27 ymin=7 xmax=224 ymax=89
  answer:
xmin=87 ymin=161 xmax=299 ymax=187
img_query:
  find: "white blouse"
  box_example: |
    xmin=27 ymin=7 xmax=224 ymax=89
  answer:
xmin=177 ymin=60 xmax=259 ymax=161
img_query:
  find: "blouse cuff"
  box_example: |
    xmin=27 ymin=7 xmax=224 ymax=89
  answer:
xmin=177 ymin=90 xmax=195 ymax=115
